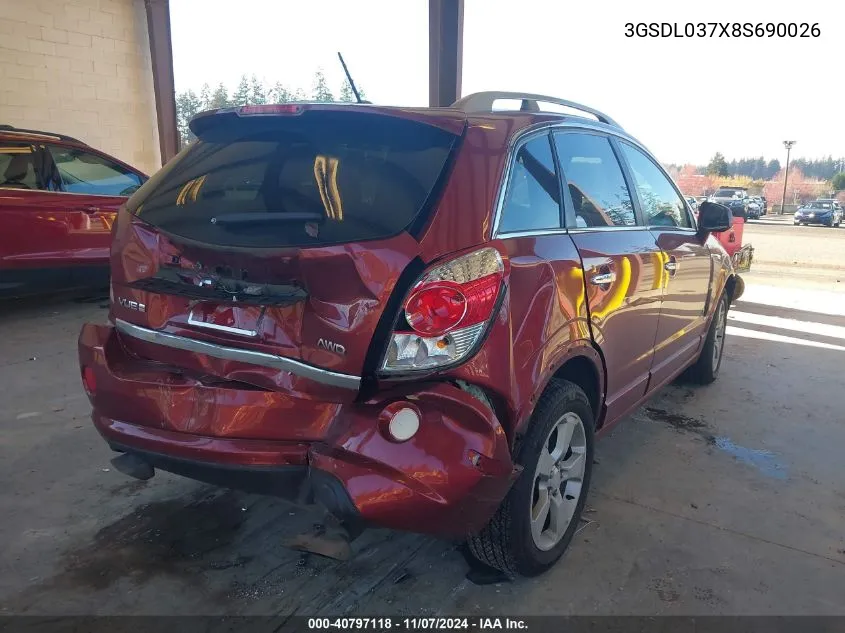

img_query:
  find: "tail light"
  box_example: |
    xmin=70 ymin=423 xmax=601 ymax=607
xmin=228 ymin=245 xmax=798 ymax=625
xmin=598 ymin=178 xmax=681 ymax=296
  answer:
xmin=238 ymin=104 xmax=304 ymax=116
xmin=380 ymin=247 xmax=507 ymax=374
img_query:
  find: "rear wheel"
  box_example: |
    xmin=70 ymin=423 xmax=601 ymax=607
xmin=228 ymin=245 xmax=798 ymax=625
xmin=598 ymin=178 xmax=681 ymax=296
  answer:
xmin=464 ymin=380 xmax=594 ymax=577
xmin=685 ymin=292 xmax=728 ymax=385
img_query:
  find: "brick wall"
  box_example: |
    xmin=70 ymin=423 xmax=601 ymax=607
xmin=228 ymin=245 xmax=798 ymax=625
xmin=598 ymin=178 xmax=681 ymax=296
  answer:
xmin=0 ymin=0 xmax=161 ymax=175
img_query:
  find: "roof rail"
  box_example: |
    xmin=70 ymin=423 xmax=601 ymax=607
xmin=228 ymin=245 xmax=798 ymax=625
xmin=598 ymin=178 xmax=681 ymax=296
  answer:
xmin=0 ymin=124 xmax=84 ymax=144
xmin=451 ymin=92 xmax=620 ymax=128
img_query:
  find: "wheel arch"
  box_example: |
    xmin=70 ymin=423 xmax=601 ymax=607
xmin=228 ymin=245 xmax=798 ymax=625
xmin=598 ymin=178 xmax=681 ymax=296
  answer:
xmin=725 ymin=273 xmax=744 ymax=304
xmin=514 ymin=343 xmax=606 ymax=440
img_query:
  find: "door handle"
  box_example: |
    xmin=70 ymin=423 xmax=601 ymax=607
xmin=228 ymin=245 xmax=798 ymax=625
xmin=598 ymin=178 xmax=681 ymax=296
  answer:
xmin=590 ymin=272 xmax=616 ymax=285
xmin=82 ymin=206 xmax=100 ymax=214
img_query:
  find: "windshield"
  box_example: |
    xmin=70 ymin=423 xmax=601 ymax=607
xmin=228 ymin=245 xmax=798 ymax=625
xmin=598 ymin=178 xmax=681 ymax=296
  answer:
xmin=807 ymin=202 xmax=832 ymax=209
xmin=129 ymin=111 xmax=460 ymax=248
xmin=713 ymin=189 xmax=744 ymax=198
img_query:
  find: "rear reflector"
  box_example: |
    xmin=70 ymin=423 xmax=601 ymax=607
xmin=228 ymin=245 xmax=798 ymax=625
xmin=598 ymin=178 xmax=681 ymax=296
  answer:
xmin=238 ymin=104 xmax=304 ymax=116
xmin=388 ymin=408 xmax=420 ymax=441
xmin=379 ymin=402 xmax=422 ymax=442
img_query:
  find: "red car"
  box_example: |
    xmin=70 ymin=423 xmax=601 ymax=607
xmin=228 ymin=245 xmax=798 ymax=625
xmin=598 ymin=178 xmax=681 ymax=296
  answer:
xmin=78 ymin=93 xmax=742 ymax=577
xmin=693 ymin=205 xmax=753 ymax=272
xmin=0 ymin=125 xmax=147 ymax=298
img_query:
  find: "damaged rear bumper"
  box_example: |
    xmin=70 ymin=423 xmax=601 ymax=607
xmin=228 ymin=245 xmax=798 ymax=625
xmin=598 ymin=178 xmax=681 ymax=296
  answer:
xmin=79 ymin=323 xmax=516 ymax=538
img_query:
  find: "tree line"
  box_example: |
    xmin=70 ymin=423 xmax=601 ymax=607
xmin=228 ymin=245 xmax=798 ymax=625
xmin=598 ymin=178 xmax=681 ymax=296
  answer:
xmin=175 ymin=71 xmax=366 ymax=147
xmin=699 ymin=152 xmax=844 ymax=182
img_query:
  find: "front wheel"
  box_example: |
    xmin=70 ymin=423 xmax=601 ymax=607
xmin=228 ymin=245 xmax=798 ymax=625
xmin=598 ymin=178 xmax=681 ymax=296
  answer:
xmin=464 ymin=380 xmax=594 ymax=577
xmin=684 ymin=292 xmax=729 ymax=384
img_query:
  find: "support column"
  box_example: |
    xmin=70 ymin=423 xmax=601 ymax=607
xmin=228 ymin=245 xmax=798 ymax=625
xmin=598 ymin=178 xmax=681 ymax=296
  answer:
xmin=145 ymin=0 xmax=179 ymax=165
xmin=429 ymin=0 xmax=464 ymax=107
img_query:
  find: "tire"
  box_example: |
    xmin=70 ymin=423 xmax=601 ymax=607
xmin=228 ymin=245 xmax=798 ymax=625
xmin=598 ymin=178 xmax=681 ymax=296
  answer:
xmin=685 ymin=291 xmax=729 ymax=385
xmin=464 ymin=380 xmax=594 ymax=577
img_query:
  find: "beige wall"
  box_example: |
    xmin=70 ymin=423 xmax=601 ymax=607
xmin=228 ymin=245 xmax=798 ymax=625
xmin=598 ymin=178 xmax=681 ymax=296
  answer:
xmin=0 ymin=0 xmax=160 ymax=175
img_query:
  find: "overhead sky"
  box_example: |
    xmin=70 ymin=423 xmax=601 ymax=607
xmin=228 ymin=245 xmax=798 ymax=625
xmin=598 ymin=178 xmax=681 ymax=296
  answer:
xmin=170 ymin=0 xmax=843 ymax=165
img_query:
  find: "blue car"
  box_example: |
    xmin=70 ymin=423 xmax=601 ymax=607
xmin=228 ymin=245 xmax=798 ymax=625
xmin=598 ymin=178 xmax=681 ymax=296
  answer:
xmin=794 ymin=200 xmax=843 ymax=227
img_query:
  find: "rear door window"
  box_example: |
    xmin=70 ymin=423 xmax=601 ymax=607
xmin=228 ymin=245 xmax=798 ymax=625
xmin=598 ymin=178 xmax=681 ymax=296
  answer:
xmin=130 ymin=111 xmax=460 ymax=248
xmin=553 ymin=132 xmax=636 ymax=228
xmin=47 ymin=146 xmax=143 ymax=197
xmin=497 ymin=134 xmax=562 ymax=234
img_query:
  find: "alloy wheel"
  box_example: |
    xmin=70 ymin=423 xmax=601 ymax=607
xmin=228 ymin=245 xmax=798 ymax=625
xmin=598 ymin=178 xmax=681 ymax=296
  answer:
xmin=530 ymin=412 xmax=587 ymax=551
xmin=712 ymin=300 xmax=727 ymax=371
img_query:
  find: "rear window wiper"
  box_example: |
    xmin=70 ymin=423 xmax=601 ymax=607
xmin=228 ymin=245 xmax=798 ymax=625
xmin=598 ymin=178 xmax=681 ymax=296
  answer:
xmin=211 ymin=212 xmax=322 ymax=225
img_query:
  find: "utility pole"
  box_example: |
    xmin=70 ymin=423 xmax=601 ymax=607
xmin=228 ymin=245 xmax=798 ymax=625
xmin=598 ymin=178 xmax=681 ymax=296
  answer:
xmin=780 ymin=141 xmax=796 ymax=214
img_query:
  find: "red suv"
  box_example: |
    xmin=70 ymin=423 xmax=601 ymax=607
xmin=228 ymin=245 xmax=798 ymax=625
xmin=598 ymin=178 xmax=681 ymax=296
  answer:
xmin=0 ymin=125 xmax=147 ymax=298
xmin=78 ymin=93 xmax=742 ymax=577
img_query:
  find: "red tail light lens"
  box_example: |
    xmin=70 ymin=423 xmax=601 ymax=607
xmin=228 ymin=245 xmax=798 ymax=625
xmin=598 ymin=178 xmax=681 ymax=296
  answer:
xmin=405 ymin=283 xmax=467 ymax=336
xmin=238 ymin=104 xmax=304 ymax=116
xmin=382 ymin=247 xmax=507 ymax=373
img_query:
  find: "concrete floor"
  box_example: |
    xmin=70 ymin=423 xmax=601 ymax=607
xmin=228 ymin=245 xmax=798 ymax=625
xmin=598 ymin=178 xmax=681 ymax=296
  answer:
xmin=1 ymin=221 xmax=844 ymax=615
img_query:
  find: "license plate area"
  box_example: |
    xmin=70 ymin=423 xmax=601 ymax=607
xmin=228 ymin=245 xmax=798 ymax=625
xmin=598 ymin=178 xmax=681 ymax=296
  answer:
xmin=187 ymin=302 xmax=265 ymax=337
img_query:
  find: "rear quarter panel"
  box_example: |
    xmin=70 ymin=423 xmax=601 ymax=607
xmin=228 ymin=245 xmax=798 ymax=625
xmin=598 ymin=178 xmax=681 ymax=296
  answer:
xmin=442 ymin=234 xmax=597 ymax=441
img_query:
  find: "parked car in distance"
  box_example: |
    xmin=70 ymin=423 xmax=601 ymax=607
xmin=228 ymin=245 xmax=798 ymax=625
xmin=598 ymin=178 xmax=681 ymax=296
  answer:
xmin=794 ymin=200 xmax=843 ymax=227
xmin=0 ymin=125 xmax=148 ymax=299
xmin=709 ymin=187 xmax=749 ymax=220
xmin=78 ymin=93 xmax=743 ymax=577
xmin=745 ymin=197 xmax=763 ymax=220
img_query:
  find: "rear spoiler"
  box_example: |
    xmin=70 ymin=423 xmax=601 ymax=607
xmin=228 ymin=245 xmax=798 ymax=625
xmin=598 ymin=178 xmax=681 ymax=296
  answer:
xmin=189 ymin=104 xmax=467 ymax=137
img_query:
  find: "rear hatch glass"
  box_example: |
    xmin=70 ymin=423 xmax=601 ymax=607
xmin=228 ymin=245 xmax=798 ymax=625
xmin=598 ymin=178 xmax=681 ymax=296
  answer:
xmin=129 ymin=110 xmax=460 ymax=247
xmin=112 ymin=109 xmax=462 ymax=399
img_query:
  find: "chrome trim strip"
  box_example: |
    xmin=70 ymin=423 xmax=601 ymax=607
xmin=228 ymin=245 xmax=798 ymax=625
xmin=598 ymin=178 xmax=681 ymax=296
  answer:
xmin=646 ymin=226 xmax=697 ymax=233
xmin=497 ymin=228 xmax=570 ymax=239
xmin=567 ymin=225 xmax=645 ymax=233
xmin=114 ymin=319 xmax=361 ymax=390
xmin=187 ymin=309 xmax=258 ymax=337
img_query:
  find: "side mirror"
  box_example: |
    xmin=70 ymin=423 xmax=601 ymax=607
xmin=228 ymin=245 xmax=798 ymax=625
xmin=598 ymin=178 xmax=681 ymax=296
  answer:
xmin=697 ymin=201 xmax=732 ymax=234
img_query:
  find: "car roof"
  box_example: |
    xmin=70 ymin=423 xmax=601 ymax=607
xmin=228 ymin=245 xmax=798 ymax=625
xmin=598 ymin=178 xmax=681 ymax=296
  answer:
xmin=0 ymin=125 xmax=87 ymax=147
